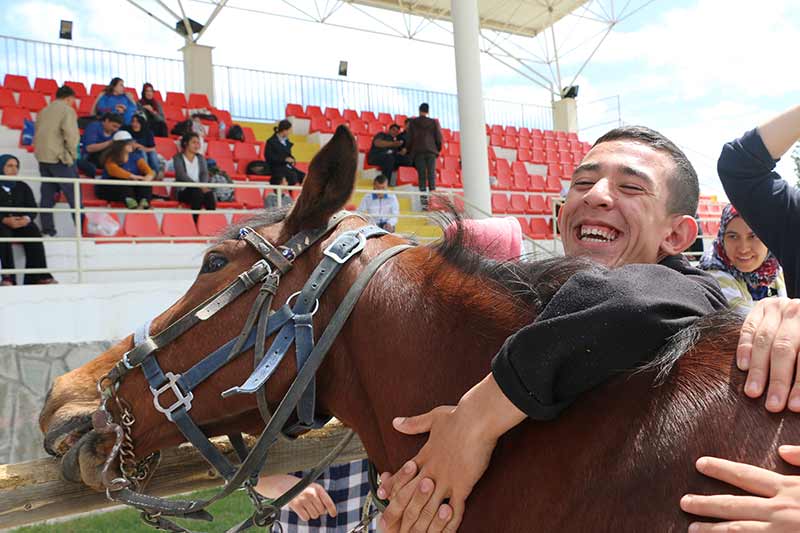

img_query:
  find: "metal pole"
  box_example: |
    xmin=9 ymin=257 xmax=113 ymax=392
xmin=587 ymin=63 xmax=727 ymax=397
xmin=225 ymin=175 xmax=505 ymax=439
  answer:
xmin=73 ymin=179 xmax=83 ymax=283
xmin=451 ymin=0 xmax=491 ymax=217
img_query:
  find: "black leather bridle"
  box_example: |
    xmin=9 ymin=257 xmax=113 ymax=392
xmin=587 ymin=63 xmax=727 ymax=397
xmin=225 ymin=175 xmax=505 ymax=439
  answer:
xmin=92 ymin=211 xmax=411 ymax=532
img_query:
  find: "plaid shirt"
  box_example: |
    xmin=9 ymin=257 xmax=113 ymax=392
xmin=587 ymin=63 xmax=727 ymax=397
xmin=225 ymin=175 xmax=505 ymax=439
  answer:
xmin=272 ymin=459 xmax=377 ymax=532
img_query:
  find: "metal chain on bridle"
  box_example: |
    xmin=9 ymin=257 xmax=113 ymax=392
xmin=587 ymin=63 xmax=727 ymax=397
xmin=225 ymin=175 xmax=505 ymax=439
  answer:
xmin=90 ymin=211 xmax=410 ymax=533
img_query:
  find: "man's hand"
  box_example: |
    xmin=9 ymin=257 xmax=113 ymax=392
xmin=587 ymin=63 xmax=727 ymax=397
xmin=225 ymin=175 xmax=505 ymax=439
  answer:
xmin=680 ymin=445 xmax=800 ymax=531
xmin=378 ymin=374 xmax=526 ymax=533
xmin=737 ymin=298 xmax=800 ymax=412
xmin=115 ymin=104 xmax=126 ymax=114
xmin=255 ymin=474 xmax=337 ymax=522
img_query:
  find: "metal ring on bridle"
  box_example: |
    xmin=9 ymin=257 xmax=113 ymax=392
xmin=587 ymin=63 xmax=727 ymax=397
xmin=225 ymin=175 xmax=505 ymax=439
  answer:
xmin=285 ymin=291 xmax=320 ymax=316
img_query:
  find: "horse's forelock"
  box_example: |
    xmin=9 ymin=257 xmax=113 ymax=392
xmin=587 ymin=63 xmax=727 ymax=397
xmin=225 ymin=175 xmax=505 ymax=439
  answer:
xmin=217 ymin=206 xmax=291 ymax=242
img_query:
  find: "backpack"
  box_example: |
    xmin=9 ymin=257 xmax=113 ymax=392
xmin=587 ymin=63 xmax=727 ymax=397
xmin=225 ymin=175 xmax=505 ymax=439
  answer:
xmin=21 ymin=119 xmax=35 ymax=146
xmin=227 ymin=124 xmax=245 ymax=142
xmin=208 ymin=167 xmax=235 ymax=202
xmin=246 ymin=160 xmax=270 ymax=176
xmin=171 ymin=119 xmax=193 ymax=137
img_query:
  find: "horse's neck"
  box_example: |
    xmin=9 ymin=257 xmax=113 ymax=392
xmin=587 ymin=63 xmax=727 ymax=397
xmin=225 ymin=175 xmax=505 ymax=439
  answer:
xmin=318 ymin=251 xmax=531 ymax=472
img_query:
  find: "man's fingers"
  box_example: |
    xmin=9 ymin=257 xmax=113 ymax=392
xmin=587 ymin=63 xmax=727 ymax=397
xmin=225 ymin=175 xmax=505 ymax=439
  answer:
xmin=680 ymin=493 xmax=775 ymax=521
xmin=738 ymin=301 xmax=766 ymax=370
xmin=408 ymin=483 xmax=446 ymax=533
xmin=765 ymin=301 xmax=800 ymax=412
xmin=441 ymin=499 xmax=465 ymax=533
xmin=399 ymin=478 xmax=435 ymax=533
xmin=687 ymin=521 xmax=771 ymax=532
xmin=383 ymin=474 xmax=423 ymax=530
xmin=317 ymin=486 xmax=337 ymax=517
xmin=380 ymin=461 xmax=418 ymax=501
xmin=779 ymin=445 xmax=800 ymax=466
xmin=744 ymin=301 xmax=783 ymax=399
xmin=393 ymin=410 xmax=438 ymax=436
xmin=427 ymin=504 xmax=453 ymax=533
xmin=695 ymin=457 xmax=782 ymax=497
xmin=292 ymin=503 xmax=309 ymax=521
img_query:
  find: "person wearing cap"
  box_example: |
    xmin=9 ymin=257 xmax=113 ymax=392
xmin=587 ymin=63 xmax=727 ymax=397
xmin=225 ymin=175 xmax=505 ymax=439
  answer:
xmin=357 ymin=174 xmax=399 ymax=232
xmin=95 ymin=130 xmax=154 ymax=210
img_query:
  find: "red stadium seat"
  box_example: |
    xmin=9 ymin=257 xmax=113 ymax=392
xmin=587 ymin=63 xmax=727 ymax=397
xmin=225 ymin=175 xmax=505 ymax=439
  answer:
xmin=207 ymin=140 xmax=233 ymax=160
xmin=360 ymin=111 xmax=377 ymax=123
xmin=547 ymin=164 xmax=563 ymax=180
xmin=79 ymin=182 xmax=107 ymax=207
xmin=443 ymin=156 xmax=459 ymax=171
xmin=285 ymin=103 xmax=306 ymax=118
xmin=508 ymin=194 xmax=526 ymax=214
xmin=530 ymin=218 xmax=553 ymax=239
xmin=310 ymin=116 xmax=332 ymax=133
xmin=306 ymin=105 xmax=323 ymax=118
xmin=543 ymin=130 xmax=555 ymax=139
xmin=556 ymin=131 xmax=567 ymax=140
xmin=197 ymin=213 xmax=229 ymax=236
xmin=18 ymin=91 xmax=47 ymax=112
xmin=518 ymin=137 xmax=531 ymax=149
xmin=214 ymin=157 xmax=237 ymax=177
xmin=4 ymin=74 xmax=31 ymax=92
xmin=511 ymin=174 xmax=530 ymax=192
xmin=447 ymin=143 xmax=460 ymax=157
xmin=164 ymin=92 xmax=186 ymax=108
xmin=212 ymin=108 xmax=231 ymax=125
xmin=233 ymin=142 xmax=258 ymax=162
xmin=89 ymin=83 xmax=105 ymax=97
xmin=544 ymin=139 xmax=558 ymax=151
xmin=394 ymin=114 xmax=408 ymax=125
xmin=531 ymin=137 xmax=544 ymax=149
xmin=64 ymin=81 xmax=87 ymax=98
xmin=77 ymin=97 xmax=96 ymax=116
xmin=518 ymin=127 xmax=531 ymax=138
xmin=529 ymin=174 xmax=546 ymax=192
xmin=559 ymin=151 xmax=573 ymax=164
xmin=162 ymin=213 xmax=199 ymax=238
xmin=495 ymin=158 xmax=510 ymax=176
xmin=348 ymin=120 xmax=367 ymax=135
xmin=545 ymin=150 xmax=559 ymax=164
xmin=368 ymin=121 xmax=384 ymax=135
xmin=439 ymin=168 xmax=458 ymax=188
xmin=517 ymin=149 xmax=532 ymax=163
xmin=163 ymin=106 xmax=185 ymax=122
xmin=1 ymin=107 xmax=31 ymax=129
xmin=235 ymin=187 xmax=263 ymax=209
xmin=242 ymin=127 xmax=257 ymax=144
xmin=377 ymin=113 xmax=393 ymax=125
xmin=545 ymin=176 xmax=561 ymax=193
xmin=0 ymin=89 xmax=16 ymax=109
xmin=324 ymin=108 xmax=341 ymax=121
xmin=489 ymin=134 xmax=502 ymax=146
xmin=154 ymin=137 xmax=179 ymax=160
xmin=527 ymin=195 xmax=547 ymax=214
xmin=490 ymin=125 xmax=504 ymax=135
xmin=34 ymin=77 xmax=58 ymax=96
xmin=502 ymin=136 xmax=518 ymax=149
xmin=397 ymin=167 xmax=417 ymax=186
xmin=505 ymin=126 xmax=518 ymax=136
xmin=492 ymin=172 xmax=512 ymax=190
xmin=491 ymin=193 xmax=509 ymax=214
xmin=124 ymin=213 xmax=162 ymax=238
xmin=357 ymin=135 xmax=372 ymax=153
xmin=343 ymin=109 xmax=359 ymax=121
xmin=511 ymin=161 xmax=527 ymax=177
xmin=188 ymin=93 xmax=211 ymax=109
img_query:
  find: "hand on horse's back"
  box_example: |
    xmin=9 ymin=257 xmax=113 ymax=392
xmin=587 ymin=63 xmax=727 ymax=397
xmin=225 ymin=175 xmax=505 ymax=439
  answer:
xmin=737 ymin=298 xmax=800 ymax=413
xmin=378 ymin=374 xmax=526 ymax=533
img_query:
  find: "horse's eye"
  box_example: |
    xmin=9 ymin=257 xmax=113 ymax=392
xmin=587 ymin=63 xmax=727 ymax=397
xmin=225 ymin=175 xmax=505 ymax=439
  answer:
xmin=201 ymin=253 xmax=228 ymax=274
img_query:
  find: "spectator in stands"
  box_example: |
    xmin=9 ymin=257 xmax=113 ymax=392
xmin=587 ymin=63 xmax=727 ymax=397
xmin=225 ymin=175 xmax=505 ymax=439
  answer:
xmin=698 ymin=204 xmax=785 ymax=313
xmin=173 ymin=132 xmax=216 ymax=222
xmin=34 ymin=85 xmax=80 ymax=237
xmin=79 ymin=112 xmax=123 ymax=178
xmin=395 ymin=118 xmax=413 ymax=169
xmin=264 ymin=175 xmax=293 ymax=210
xmin=95 ymin=130 xmax=154 ymax=209
xmin=265 ymin=119 xmax=306 ymax=185
xmin=367 ymin=124 xmax=403 ymax=180
xmin=126 ymin=114 xmax=160 ymax=175
xmin=92 ymin=77 xmax=137 ymax=125
xmin=0 ymin=155 xmax=56 ymax=285
xmin=406 ymin=103 xmax=442 ymax=210
xmin=357 ymin=174 xmax=399 ymax=232
xmin=138 ymin=83 xmax=167 ymax=137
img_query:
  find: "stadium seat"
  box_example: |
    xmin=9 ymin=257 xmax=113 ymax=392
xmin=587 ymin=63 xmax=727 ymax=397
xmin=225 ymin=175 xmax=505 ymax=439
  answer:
xmin=350 ymin=120 xmax=368 ymax=136
xmin=397 ymin=167 xmax=417 ymax=186
xmin=162 ymin=213 xmax=199 ymax=239
xmin=1 ymin=107 xmax=31 ymax=129
xmin=357 ymin=135 xmax=372 ymax=153
xmin=531 ymin=137 xmax=544 ymax=149
xmin=491 ymin=193 xmax=509 ymax=214
xmin=188 ymin=93 xmax=211 ymax=109
xmin=324 ymin=107 xmax=341 ymax=121
xmin=360 ymin=111 xmax=377 ymax=123
xmin=89 ymin=83 xmax=105 ymax=97
xmin=545 ymin=150 xmax=559 ymax=164
xmin=491 ymin=125 xmax=504 ymax=136
xmin=124 ymin=213 xmax=162 ymax=238
xmin=77 ymin=97 xmax=96 ymax=116
xmin=443 ymin=156 xmax=459 ymax=171
xmin=18 ymin=91 xmax=47 ymax=112
xmin=343 ymin=109 xmax=359 ymax=121
xmin=447 ymin=143 xmax=460 ymax=157
xmin=33 ymin=77 xmax=58 ymax=96
xmin=492 ymin=172 xmax=512 ymax=190
xmin=527 ymin=195 xmax=547 ymax=214
xmin=511 ymin=161 xmax=527 ymax=177
xmin=233 ymin=142 xmax=258 ymax=162
xmin=165 ymin=92 xmax=187 ymax=108
xmin=4 ymin=74 xmax=31 ymax=92
xmin=489 ymin=134 xmax=503 ymax=146
xmin=285 ymin=103 xmax=306 ymax=118
xmin=163 ymin=106 xmax=185 ymax=122
xmin=309 ymin=116 xmax=331 ymax=134
xmin=214 ymin=157 xmax=237 ymax=177
xmin=517 ymin=149 xmax=532 ymax=162
xmin=64 ymin=81 xmax=87 ymax=98
xmin=495 ymin=158 xmax=510 ymax=176
xmin=511 ymin=174 xmax=530 ymax=192
xmin=529 ymin=174 xmax=546 ymax=192
xmin=559 ymin=151 xmax=573 ymax=164
xmin=544 ymin=139 xmax=558 ymax=151
xmin=207 ymin=140 xmax=233 ymax=160
xmin=530 ymin=150 xmax=545 ymax=164
xmin=556 ymin=131 xmax=567 ymax=140
xmin=452 ymin=131 xmax=461 ymax=143
xmin=545 ymin=176 xmax=561 ymax=193
xmin=529 ymin=218 xmax=553 ymax=239
xmin=547 ymin=164 xmax=564 ymax=180
xmin=242 ymin=127 xmax=257 ymax=144
xmin=197 ymin=213 xmax=229 ymax=237
xmin=508 ymin=194 xmax=526 ymax=214
xmin=154 ymin=137 xmax=179 ymax=160
xmin=543 ymin=130 xmax=555 ymax=139
xmin=377 ymin=112 xmax=393 ymax=125
xmin=367 ymin=121 xmax=384 ymax=135
xmin=518 ymin=127 xmax=531 ymax=138
xmin=235 ymin=187 xmax=263 ymax=209
xmin=212 ymin=108 xmax=231 ymax=125
xmin=0 ymin=89 xmax=16 ymax=108
xmin=439 ymin=168 xmax=458 ymax=188
xmin=502 ymin=136 xmax=518 ymax=149
xmin=394 ymin=114 xmax=408 ymax=125
xmin=306 ymin=105 xmax=323 ymax=118
xmin=79 ymin=182 xmax=107 ymax=207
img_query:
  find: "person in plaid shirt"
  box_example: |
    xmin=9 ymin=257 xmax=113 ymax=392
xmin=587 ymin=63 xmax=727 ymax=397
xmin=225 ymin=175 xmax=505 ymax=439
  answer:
xmin=257 ymin=459 xmax=378 ymax=532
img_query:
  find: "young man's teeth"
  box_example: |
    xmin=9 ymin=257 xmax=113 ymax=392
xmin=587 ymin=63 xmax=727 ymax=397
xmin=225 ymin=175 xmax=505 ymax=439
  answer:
xmin=580 ymin=226 xmax=617 ymax=242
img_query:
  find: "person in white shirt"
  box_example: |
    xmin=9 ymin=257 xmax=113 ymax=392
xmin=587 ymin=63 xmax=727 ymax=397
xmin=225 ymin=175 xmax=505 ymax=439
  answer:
xmin=357 ymin=174 xmax=399 ymax=232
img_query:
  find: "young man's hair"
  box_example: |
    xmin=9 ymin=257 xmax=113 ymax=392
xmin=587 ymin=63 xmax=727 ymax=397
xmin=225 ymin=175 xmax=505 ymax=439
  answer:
xmin=389 ymin=123 xmax=400 ymax=130
xmin=374 ymin=174 xmax=389 ymax=185
xmin=102 ymin=112 xmax=124 ymax=125
xmin=419 ymin=103 xmax=429 ymax=114
xmin=55 ymin=85 xmax=76 ymax=99
xmin=593 ymin=125 xmax=699 ymax=216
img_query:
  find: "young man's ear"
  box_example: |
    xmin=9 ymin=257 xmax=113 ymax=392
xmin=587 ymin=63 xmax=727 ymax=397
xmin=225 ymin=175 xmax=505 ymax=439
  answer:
xmin=660 ymin=215 xmax=698 ymax=256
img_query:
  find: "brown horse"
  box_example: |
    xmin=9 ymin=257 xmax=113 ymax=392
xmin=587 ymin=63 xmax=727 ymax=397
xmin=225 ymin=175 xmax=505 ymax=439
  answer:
xmin=40 ymin=126 xmax=800 ymax=532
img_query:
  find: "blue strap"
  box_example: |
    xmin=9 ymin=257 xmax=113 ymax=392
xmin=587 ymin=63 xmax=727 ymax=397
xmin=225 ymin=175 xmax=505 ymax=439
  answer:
xmin=293 ymin=313 xmax=316 ymax=427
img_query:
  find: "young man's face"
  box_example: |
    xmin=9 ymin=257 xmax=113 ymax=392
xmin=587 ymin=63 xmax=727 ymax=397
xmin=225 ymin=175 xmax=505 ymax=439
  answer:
xmin=558 ymin=140 xmax=692 ymax=267
xmin=389 ymin=126 xmax=400 ymax=137
xmin=103 ymin=120 xmax=121 ymax=135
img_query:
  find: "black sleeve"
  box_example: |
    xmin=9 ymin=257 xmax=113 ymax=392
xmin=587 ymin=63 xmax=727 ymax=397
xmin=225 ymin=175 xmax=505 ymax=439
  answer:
xmin=265 ymin=136 xmax=283 ymax=166
xmin=19 ymin=183 xmax=38 ymax=221
xmin=491 ymin=256 xmax=727 ymax=420
xmin=718 ymin=128 xmax=800 ymax=286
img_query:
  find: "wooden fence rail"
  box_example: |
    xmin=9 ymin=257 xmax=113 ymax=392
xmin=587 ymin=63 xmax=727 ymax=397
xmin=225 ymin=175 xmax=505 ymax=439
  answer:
xmin=0 ymin=424 xmax=366 ymax=530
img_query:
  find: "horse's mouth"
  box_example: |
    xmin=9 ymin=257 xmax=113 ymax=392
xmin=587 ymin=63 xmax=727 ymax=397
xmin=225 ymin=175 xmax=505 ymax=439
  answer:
xmin=43 ymin=414 xmax=93 ymax=457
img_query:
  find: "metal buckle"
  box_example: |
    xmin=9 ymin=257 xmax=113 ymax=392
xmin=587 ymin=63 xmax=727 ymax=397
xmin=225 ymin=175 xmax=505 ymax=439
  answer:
xmin=285 ymin=291 xmax=320 ymax=316
xmin=150 ymin=372 xmax=193 ymax=422
xmin=323 ymin=231 xmax=367 ymax=265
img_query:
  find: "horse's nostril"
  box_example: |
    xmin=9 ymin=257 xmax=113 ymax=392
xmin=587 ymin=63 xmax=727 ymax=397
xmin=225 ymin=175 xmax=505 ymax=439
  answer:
xmin=43 ymin=415 xmax=93 ymax=457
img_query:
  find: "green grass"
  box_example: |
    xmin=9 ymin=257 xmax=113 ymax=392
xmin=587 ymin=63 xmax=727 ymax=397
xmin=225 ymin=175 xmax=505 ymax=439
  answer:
xmin=15 ymin=488 xmax=262 ymax=532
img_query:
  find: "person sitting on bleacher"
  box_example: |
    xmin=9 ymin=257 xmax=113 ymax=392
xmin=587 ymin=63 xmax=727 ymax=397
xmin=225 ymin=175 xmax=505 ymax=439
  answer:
xmin=357 ymin=174 xmax=399 ymax=233
xmin=78 ymin=112 xmax=122 ymax=178
xmin=0 ymin=154 xmax=56 ymax=285
xmin=95 ymin=130 xmax=154 ymax=210
xmin=698 ymin=204 xmax=785 ymax=313
xmin=265 ymin=119 xmax=306 ymax=186
xmin=264 ymin=175 xmax=293 ymax=210
xmin=126 ymin=114 xmax=160 ymax=176
xmin=396 ymin=118 xmax=413 ymax=169
xmin=138 ymin=83 xmax=167 ymax=137
xmin=173 ymin=132 xmax=216 ymax=222
xmin=91 ymin=77 xmax=137 ymax=125
xmin=367 ymin=124 xmax=403 ymax=181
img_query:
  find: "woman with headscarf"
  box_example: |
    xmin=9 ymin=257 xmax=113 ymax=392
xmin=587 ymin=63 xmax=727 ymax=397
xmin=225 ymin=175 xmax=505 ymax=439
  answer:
xmin=138 ymin=83 xmax=167 ymax=137
xmin=698 ymin=203 xmax=785 ymax=312
xmin=0 ymin=154 xmax=56 ymax=285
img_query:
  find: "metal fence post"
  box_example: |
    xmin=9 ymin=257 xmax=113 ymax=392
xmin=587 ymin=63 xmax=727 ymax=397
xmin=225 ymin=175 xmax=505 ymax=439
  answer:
xmin=73 ymin=179 xmax=83 ymax=283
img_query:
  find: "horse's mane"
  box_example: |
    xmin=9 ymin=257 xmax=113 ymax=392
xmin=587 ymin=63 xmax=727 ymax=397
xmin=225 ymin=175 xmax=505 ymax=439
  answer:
xmin=218 ymin=207 xmax=292 ymax=242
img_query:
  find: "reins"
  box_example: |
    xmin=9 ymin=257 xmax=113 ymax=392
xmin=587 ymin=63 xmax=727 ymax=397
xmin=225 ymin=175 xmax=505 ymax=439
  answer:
xmin=92 ymin=211 xmax=412 ymax=532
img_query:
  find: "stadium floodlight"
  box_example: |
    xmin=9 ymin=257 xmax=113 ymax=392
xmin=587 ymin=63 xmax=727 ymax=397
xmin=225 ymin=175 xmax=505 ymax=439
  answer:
xmin=338 ymin=61 xmax=349 ymax=77
xmin=175 ymin=18 xmax=204 ymax=36
xmin=59 ymin=20 xmax=73 ymax=40
xmin=561 ymin=86 xmax=579 ymax=99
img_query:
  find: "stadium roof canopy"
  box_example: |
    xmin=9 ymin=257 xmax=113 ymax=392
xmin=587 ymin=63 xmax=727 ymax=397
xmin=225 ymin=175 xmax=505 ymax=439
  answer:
xmin=346 ymin=0 xmax=587 ymax=38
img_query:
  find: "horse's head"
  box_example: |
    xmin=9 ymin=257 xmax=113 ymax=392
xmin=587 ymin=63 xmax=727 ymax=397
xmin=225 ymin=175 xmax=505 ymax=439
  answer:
xmin=39 ymin=126 xmax=373 ymax=490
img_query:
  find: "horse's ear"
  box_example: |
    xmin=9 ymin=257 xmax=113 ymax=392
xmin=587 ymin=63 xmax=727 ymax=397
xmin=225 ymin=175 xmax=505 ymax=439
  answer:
xmin=282 ymin=125 xmax=358 ymax=237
